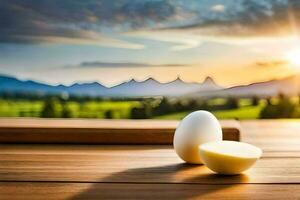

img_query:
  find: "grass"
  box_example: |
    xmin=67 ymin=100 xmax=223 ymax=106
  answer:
xmin=0 ymin=99 xmax=141 ymax=119
xmin=0 ymin=98 xmax=265 ymax=119
xmin=0 ymin=98 xmax=288 ymax=120
xmin=155 ymin=103 xmax=265 ymax=120
xmin=71 ymin=100 xmax=141 ymax=118
xmin=213 ymin=105 xmax=262 ymax=120
xmin=0 ymin=99 xmax=43 ymax=117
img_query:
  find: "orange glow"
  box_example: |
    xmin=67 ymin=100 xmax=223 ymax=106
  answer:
xmin=285 ymin=48 xmax=300 ymax=66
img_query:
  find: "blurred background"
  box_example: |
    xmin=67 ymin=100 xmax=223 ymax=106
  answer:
xmin=1 ymin=0 xmax=300 ymax=120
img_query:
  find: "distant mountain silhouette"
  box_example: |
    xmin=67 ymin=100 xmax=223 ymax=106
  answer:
xmin=107 ymin=76 xmax=222 ymax=97
xmin=66 ymin=82 xmax=108 ymax=96
xmin=0 ymin=75 xmax=63 ymax=93
xmin=193 ymin=75 xmax=300 ymax=97
xmin=0 ymin=74 xmax=299 ymax=97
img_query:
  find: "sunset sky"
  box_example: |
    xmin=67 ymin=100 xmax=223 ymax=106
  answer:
xmin=1 ymin=0 xmax=300 ymax=87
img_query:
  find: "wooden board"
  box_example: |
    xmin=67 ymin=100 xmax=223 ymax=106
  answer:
xmin=1 ymin=120 xmax=300 ymax=199
xmin=1 ymin=144 xmax=300 ymax=184
xmin=1 ymin=182 xmax=300 ymax=200
xmin=241 ymin=120 xmax=300 ymax=151
xmin=0 ymin=118 xmax=240 ymax=144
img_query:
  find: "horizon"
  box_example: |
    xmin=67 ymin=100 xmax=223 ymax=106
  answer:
xmin=1 ymin=0 xmax=300 ymax=87
xmin=1 ymin=72 xmax=298 ymax=89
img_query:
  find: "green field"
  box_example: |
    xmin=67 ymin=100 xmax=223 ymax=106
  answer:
xmin=0 ymin=99 xmax=141 ymax=119
xmin=0 ymin=99 xmax=43 ymax=117
xmin=153 ymin=98 xmax=264 ymax=120
xmin=155 ymin=105 xmax=262 ymax=120
xmin=0 ymin=98 xmax=263 ymax=120
xmin=0 ymin=97 xmax=296 ymax=120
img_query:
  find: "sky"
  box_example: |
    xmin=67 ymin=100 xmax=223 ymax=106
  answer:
xmin=1 ymin=0 xmax=300 ymax=87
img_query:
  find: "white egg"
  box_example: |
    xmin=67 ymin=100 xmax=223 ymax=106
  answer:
xmin=173 ymin=110 xmax=222 ymax=164
xmin=199 ymin=141 xmax=262 ymax=174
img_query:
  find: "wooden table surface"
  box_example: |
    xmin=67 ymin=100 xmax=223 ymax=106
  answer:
xmin=1 ymin=120 xmax=300 ymax=199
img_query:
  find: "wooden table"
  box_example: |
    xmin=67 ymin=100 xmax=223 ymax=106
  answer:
xmin=1 ymin=120 xmax=300 ymax=199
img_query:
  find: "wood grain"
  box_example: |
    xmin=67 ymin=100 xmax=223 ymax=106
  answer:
xmin=0 ymin=118 xmax=240 ymax=144
xmin=1 ymin=120 xmax=300 ymax=199
xmin=1 ymin=182 xmax=300 ymax=200
xmin=241 ymin=120 xmax=300 ymax=151
xmin=1 ymin=144 xmax=300 ymax=184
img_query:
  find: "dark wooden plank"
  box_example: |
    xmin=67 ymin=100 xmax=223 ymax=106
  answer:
xmin=1 ymin=144 xmax=300 ymax=183
xmin=0 ymin=118 xmax=240 ymax=144
xmin=1 ymin=182 xmax=300 ymax=200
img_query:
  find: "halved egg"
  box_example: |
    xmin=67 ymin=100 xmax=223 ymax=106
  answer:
xmin=199 ymin=141 xmax=262 ymax=175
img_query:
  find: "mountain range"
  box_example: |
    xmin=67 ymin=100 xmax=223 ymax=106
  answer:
xmin=0 ymin=74 xmax=299 ymax=97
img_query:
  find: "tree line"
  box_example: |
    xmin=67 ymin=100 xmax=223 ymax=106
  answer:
xmin=1 ymin=91 xmax=300 ymax=119
xmin=130 ymin=96 xmax=244 ymax=119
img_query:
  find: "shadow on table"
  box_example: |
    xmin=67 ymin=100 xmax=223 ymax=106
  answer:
xmin=70 ymin=163 xmax=248 ymax=200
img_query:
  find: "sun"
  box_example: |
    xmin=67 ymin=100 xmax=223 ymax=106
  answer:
xmin=285 ymin=48 xmax=300 ymax=66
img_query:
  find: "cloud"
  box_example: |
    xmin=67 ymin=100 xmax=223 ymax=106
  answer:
xmin=2 ymin=0 xmax=300 ymax=50
xmin=125 ymin=0 xmax=300 ymax=51
xmin=255 ymin=60 xmax=288 ymax=68
xmin=125 ymin=30 xmax=202 ymax=51
xmin=211 ymin=4 xmax=225 ymax=12
xmin=0 ymin=0 xmax=175 ymax=48
xmin=156 ymin=0 xmax=300 ymax=39
xmin=70 ymin=61 xmax=187 ymax=68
